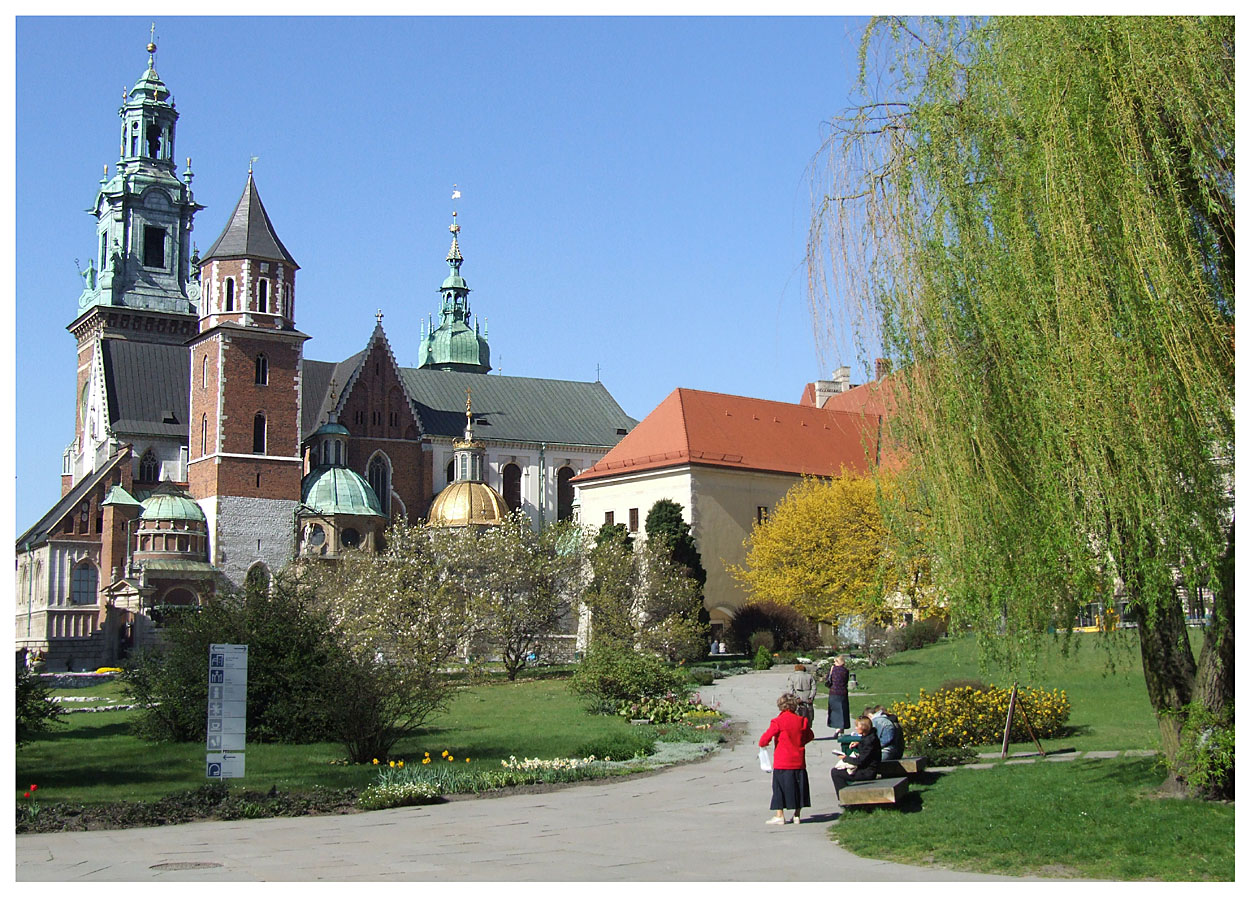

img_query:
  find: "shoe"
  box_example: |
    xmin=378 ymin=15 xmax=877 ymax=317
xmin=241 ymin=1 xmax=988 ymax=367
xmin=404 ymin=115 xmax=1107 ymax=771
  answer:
xmin=765 ymin=816 xmax=787 ymax=825
xmin=794 ymin=815 xmax=802 ymax=824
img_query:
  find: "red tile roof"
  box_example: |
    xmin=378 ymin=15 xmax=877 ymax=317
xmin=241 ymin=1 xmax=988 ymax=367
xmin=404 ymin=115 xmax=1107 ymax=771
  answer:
xmin=572 ymin=388 xmax=883 ymax=483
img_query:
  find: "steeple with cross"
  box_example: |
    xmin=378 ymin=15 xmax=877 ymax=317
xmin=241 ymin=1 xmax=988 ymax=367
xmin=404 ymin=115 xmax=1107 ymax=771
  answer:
xmin=417 ymin=187 xmax=492 ymax=374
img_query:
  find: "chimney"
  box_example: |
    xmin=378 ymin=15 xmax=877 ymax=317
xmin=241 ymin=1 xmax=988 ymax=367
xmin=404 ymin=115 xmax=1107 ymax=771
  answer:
xmin=875 ymin=358 xmax=891 ymax=381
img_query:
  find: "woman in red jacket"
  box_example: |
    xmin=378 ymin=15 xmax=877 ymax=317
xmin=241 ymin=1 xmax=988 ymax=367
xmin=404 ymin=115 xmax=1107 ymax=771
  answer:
xmin=759 ymin=693 xmax=814 ymax=824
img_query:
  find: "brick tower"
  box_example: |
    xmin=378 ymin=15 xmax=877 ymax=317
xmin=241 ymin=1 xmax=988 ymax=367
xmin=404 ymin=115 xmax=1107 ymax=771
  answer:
xmin=187 ymin=170 xmax=308 ymax=586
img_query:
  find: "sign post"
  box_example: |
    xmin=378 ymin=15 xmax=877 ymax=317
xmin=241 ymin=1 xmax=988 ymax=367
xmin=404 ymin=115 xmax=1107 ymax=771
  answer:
xmin=206 ymin=643 xmax=247 ymax=780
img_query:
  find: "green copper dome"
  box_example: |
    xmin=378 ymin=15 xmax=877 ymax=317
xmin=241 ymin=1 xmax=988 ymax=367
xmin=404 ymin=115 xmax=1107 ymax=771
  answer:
xmin=140 ymin=487 xmax=207 ymax=523
xmin=419 ymin=219 xmax=491 ymax=374
xmin=301 ymin=466 xmax=386 ymax=517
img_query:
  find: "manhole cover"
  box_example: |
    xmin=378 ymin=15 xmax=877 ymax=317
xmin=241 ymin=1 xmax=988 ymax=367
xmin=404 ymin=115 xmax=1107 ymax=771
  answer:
xmin=149 ymin=861 xmax=224 ymax=871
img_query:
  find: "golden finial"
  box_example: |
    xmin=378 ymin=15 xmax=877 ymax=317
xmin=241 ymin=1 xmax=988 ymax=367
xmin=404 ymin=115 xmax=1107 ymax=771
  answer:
xmin=465 ymin=388 xmax=472 ymax=418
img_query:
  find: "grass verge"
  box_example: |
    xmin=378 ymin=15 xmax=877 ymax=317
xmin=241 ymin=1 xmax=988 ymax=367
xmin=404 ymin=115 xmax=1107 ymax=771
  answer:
xmin=815 ymin=631 xmax=1168 ymax=751
xmin=830 ymin=756 xmax=1233 ymax=880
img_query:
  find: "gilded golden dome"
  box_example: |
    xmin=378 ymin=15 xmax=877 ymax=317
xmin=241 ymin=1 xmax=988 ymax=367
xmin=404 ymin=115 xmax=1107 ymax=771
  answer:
xmin=426 ymin=479 xmax=509 ymax=528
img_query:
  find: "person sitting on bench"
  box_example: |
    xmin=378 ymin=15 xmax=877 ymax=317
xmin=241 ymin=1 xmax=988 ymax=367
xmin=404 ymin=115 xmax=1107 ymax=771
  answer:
xmin=831 ymin=716 xmax=881 ymax=799
xmin=869 ymin=705 xmax=905 ymax=761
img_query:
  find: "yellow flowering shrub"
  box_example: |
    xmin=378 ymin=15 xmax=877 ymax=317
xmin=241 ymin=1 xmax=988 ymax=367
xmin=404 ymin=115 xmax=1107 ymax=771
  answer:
xmin=890 ymin=685 xmax=1070 ymax=748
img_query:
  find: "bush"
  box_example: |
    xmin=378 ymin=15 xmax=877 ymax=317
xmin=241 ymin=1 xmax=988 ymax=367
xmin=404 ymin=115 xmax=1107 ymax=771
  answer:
xmin=686 ymin=667 xmax=716 ymax=686
xmin=1172 ymin=702 xmax=1234 ymax=800
xmin=890 ymin=685 xmax=1070 ymax=748
xmin=574 ymin=729 xmax=656 ymax=761
xmin=570 ymin=643 xmax=688 ymax=706
xmin=748 ymin=630 xmax=775 ymax=653
xmin=887 ymin=617 xmax=947 ymax=653
xmin=727 ymin=601 xmax=819 ymax=652
xmin=16 ymin=665 xmax=63 ymax=746
xmin=752 ymin=645 xmax=774 ymax=670
xmin=121 ymin=580 xmax=351 ymax=744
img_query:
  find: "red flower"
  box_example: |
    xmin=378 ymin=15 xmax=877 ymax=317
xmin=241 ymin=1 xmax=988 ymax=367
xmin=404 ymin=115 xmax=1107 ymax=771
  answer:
xmin=30 ymin=784 xmax=38 ymax=791
xmin=23 ymin=792 xmax=30 ymax=799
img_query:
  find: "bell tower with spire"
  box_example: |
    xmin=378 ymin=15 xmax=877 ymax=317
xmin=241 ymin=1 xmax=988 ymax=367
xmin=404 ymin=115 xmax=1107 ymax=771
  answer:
xmin=187 ymin=168 xmax=309 ymax=587
xmin=64 ymin=29 xmax=204 ymax=492
xmin=418 ymin=202 xmax=491 ymax=374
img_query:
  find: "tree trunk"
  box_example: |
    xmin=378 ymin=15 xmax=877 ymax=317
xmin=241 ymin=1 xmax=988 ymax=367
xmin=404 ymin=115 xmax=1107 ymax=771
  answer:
xmin=1195 ymin=523 xmax=1234 ymax=713
xmin=1134 ymin=582 xmax=1197 ymax=775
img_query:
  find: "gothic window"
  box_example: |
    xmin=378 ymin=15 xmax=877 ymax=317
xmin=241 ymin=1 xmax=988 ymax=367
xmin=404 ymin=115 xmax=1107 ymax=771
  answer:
xmin=70 ymin=562 xmax=98 ymax=606
xmin=225 ymin=278 xmax=235 ymax=311
xmin=201 ymin=354 xmax=207 ymax=388
xmin=368 ymin=455 xmax=391 ymax=517
xmin=143 ymin=225 xmax=165 ymax=268
xmin=503 ymin=463 xmax=522 ymax=512
xmin=255 ymin=354 xmax=268 ymax=385
xmin=557 ymin=467 xmax=576 ymax=522
xmin=244 ymin=563 xmax=270 ymax=595
xmin=201 ymin=414 xmax=208 ymax=456
xmin=258 ymin=279 xmax=269 ymax=313
xmin=80 ymin=381 xmax=90 ymax=425
xmin=139 ymin=450 xmax=159 ymax=482
xmin=252 ymin=413 xmax=266 ymax=454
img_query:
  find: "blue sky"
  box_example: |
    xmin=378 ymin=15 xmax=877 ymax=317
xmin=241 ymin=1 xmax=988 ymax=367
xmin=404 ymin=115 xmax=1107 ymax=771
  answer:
xmin=11 ymin=15 xmax=876 ymax=532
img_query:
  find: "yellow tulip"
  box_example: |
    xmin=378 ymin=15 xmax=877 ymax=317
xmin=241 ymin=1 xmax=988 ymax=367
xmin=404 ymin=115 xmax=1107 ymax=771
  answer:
xmin=372 ymin=758 xmax=379 ymax=765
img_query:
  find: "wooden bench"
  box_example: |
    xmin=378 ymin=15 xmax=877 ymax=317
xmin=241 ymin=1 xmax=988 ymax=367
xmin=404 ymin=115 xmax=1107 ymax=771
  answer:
xmin=879 ymin=756 xmax=926 ymax=776
xmin=838 ymin=776 xmax=909 ymax=806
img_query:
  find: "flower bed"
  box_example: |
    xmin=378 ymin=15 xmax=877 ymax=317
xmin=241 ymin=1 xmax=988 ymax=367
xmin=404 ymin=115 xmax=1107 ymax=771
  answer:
xmin=890 ymin=685 xmax=1070 ymax=748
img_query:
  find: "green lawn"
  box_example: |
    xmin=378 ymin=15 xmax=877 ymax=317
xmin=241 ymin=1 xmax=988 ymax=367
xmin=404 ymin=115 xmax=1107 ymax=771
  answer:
xmin=832 ymin=756 xmax=1234 ymax=880
xmin=815 ymin=631 xmax=1170 ymax=750
xmin=17 ymin=676 xmax=659 ymax=806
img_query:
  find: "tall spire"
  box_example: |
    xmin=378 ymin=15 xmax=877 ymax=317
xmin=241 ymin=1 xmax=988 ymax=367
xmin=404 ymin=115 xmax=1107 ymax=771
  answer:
xmin=417 ymin=188 xmax=491 ymax=373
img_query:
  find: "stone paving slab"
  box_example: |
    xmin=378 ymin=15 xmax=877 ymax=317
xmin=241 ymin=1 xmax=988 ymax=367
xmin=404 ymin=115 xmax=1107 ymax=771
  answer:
xmin=1082 ymin=750 xmax=1122 ymax=759
xmin=1005 ymin=759 xmax=1037 ymax=765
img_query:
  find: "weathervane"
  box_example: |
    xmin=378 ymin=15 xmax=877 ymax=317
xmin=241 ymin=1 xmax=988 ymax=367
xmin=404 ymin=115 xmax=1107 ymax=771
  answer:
xmin=248 ymin=155 xmax=259 ymax=174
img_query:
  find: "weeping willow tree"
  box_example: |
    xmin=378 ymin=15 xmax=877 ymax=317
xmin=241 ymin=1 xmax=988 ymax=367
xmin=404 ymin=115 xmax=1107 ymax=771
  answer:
xmin=808 ymin=16 xmax=1233 ymax=779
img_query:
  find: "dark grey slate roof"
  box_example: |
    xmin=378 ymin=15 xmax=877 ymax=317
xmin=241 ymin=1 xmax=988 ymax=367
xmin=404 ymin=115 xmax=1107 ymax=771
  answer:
xmin=301 ymin=351 xmax=366 ymax=440
xmin=102 ymin=340 xmax=189 ymax=438
xmin=399 ymin=368 xmax=637 ymax=447
xmin=17 ymin=450 xmax=129 ymax=548
xmin=200 ymin=174 xmax=298 ymax=267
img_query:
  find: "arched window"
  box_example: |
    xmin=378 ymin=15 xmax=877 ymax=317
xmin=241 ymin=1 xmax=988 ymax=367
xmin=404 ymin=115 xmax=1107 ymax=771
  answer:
xmin=557 ymin=466 xmax=576 ymax=521
xmin=503 ymin=463 xmax=522 ymax=512
xmin=201 ymin=414 xmax=208 ymax=456
xmin=162 ymin=587 xmax=197 ymax=606
xmin=446 ymin=459 xmax=455 ymax=485
xmin=255 ymin=354 xmax=268 ymax=385
xmin=224 ymin=277 xmax=235 ymax=312
xmin=258 ymin=279 xmax=269 ymax=313
xmin=80 ymin=381 xmax=90 ymax=425
xmin=244 ymin=563 xmax=270 ymax=595
xmin=139 ymin=450 xmax=159 ymax=482
xmin=252 ymin=413 xmax=266 ymax=454
xmin=70 ymin=562 xmax=98 ymax=606
xmin=201 ymin=354 xmax=208 ymax=388
xmin=368 ymin=454 xmax=391 ymax=517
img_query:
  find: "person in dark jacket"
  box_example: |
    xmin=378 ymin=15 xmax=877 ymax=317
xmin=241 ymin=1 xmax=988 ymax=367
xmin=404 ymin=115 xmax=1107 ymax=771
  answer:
xmin=759 ymin=693 xmax=814 ymax=824
xmin=830 ymin=716 xmax=881 ymax=799
xmin=825 ymin=655 xmax=850 ymax=735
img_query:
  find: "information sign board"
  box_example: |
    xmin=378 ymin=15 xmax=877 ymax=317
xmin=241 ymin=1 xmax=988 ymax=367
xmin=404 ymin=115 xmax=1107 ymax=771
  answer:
xmin=206 ymin=644 xmax=247 ymax=779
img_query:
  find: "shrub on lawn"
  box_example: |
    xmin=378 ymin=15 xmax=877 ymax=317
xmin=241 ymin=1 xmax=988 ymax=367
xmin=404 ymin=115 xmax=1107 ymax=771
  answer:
xmin=16 ymin=664 xmax=64 ymax=746
xmin=908 ymin=734 xmax=977 ymax=767
xmin=686 ymin=667 xmax=717 ymax=686
xmin=1171 ymin=702 xmax=1234 ymax=800
xmin=752 ymin=645 xmax=774 ymax=670
xmin=726 ymin=601 xmax=819 ymax=653
xmin=888 ymin=617 xmax=947 ymax=653
xmin=570 ymin=643 xmax=688 ymax=706
xmin=121 ymin=580 xmax=351 ymax=743
xmin=890 ymin=685 xmax=1070 ymax=748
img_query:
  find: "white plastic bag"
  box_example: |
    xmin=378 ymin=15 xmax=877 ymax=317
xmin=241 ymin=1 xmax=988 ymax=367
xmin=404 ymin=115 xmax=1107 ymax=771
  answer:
xmin=758 ymin=746 xmax=772 ymax=772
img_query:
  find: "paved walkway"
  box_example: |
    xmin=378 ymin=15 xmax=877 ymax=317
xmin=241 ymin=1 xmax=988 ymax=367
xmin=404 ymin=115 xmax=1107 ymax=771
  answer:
xmin=17 ymin=668 xmax=1041 ymax=882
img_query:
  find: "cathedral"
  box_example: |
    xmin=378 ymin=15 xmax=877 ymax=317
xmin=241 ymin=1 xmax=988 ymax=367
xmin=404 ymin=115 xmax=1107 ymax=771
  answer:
xmin=15 ymin=39 xmax=636 ymax=670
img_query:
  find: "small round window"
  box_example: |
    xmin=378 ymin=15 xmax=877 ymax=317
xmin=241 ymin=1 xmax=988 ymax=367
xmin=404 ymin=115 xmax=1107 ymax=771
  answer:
xmin=341 ymin=527 xmax=360 ymax=548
